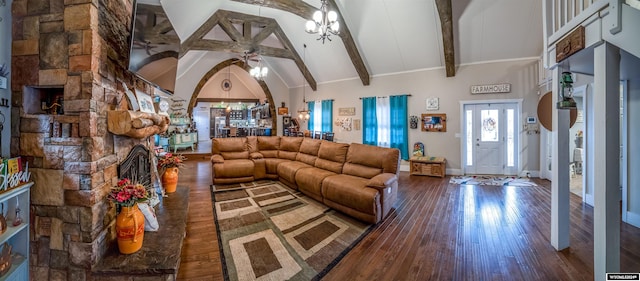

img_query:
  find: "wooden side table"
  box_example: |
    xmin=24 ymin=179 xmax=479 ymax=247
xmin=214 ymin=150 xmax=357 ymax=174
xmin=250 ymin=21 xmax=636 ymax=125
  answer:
xmin=410 ymin=156 xmax=446 ymax=177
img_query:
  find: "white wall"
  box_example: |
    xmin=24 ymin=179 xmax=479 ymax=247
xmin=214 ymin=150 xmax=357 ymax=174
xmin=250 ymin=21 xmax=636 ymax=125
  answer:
xmin=0 ymin=1 xmax=12 ymax=157
xmin=290 ymin=58 xmax=541 ymax=173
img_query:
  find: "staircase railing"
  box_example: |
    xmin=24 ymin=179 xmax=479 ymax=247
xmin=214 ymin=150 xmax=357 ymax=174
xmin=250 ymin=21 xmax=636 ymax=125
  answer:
xmin=544 ymin=0 xmax=610 ymax=46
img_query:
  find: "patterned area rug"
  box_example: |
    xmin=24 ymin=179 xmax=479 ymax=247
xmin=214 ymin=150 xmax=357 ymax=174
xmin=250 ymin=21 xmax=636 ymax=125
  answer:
xmin=449 ymin=175 xmax=538 ymax=186
xmin=211 ymin=181 xmax=373 ymax=281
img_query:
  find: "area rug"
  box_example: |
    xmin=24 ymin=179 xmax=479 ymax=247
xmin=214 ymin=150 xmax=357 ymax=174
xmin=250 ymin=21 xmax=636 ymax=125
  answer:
xmin=449 ymin=175 xmax=538 ymax=186
xmin=210 ymin=181 xmax=373 ymax=281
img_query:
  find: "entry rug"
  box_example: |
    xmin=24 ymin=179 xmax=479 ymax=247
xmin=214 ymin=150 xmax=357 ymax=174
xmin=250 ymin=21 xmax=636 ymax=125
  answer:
xmin=449 ymin=175 xmax=538 ymax=186
xmin=211 ymin=181 xmax=373 ymax=281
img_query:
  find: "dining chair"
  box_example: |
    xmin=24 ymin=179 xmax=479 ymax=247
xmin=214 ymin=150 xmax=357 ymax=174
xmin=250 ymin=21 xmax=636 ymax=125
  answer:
xmin=324 ymin=132 xmax=335 ymax=141
xmin=229 ymin=127 xmax=237 ymax=137
xmin=314 ymin=131 xmax=322 ymax=139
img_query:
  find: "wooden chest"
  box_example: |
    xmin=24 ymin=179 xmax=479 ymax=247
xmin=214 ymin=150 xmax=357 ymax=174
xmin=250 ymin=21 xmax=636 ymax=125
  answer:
xmin=410 ymin=156 xmax=446 ymax=178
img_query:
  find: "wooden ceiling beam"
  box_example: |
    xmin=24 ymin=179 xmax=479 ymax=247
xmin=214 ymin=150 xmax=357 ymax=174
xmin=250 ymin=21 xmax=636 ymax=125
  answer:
xmin=272 ymin=26 xmax=317 ymax=91
xmin=179 ymin=9 xmax=316 ymax=90
xmin=243 ymin=22 xmax=252 ymax=41
xmin=327 ymin=0 xmax=370 ymax=85
xmin=189 ymin=39 xmax=293 ymax=60
xmin=232 ymin=0 xmax=371 ymax=86
xmin=252 ymin=22 xmax=277 ymax=45
xmin=435 ymin=0 xmax=456 ymax=77
xmin=217 ymin=11 xmax=244 ymax=42
xmin=180 ymin=11 xmax=222 ymax=57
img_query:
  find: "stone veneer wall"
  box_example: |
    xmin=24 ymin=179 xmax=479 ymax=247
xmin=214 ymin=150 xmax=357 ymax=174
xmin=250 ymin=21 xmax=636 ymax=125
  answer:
xmin=11 ymin=0 xmax=158 ymax=280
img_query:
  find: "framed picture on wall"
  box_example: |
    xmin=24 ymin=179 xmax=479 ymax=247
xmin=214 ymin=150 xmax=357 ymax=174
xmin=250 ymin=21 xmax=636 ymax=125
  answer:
xmin=421 ymin=113 xmax=447 ymax=132
xmin=136 ymin=90 xmax=156 ymax=113
xmin=278 ymin=107 xmax=289 ymax=115
xmin=426 ymin=98 xmax=439 ymax=110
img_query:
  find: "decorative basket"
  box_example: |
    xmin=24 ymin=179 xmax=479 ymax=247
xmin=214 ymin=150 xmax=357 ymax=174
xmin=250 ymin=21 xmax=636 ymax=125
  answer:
xmin=0 ymin=242 xmax=12 ymax=277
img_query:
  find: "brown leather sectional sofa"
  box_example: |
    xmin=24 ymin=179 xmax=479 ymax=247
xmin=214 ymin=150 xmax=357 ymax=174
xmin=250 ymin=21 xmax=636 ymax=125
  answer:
xmin=211 ymin=136 xmax=401 ymax=224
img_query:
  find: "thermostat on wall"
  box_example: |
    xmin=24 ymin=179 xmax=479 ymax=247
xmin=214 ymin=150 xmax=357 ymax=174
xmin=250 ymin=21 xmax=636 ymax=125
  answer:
xmin=526 ymin=116 xmax=537 ymax=124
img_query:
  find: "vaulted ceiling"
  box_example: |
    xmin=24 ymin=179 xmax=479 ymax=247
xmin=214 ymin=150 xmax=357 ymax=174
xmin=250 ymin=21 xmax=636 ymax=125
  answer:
xmin=141 ymin=0 xmax=543 ymax=91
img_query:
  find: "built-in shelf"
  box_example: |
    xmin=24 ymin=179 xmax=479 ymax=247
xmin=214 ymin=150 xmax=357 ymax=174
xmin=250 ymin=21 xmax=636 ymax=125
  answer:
xmin=0 ymin=182 xmax=33 ymax=281
xmin=0 ymin=254 xmax=27 ymax=281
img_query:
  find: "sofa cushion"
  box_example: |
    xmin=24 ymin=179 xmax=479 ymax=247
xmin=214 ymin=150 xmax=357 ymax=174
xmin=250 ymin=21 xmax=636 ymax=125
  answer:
xmin=322 ymin=174 xmax=379 ymax=216
xmin=342 ymin=143 xmax=399 ymax=178
xmin=278 ymin=137 xmax=303 ymax=160
xmin=213 ymin=138 xmax=249 ymax=159
xmin=315 ymin=141 xmax=349 ymax=174
xmin=278 ymin=161 xmax=312 ymax=185
xmin=247 ymin=136 xmax=259 ymax=153
xmin=295 ymin=138 xmax=322 ymax=166
xmin=213 ymin=159 xmax=255 ymax=178
xmin=265 ymin=158 xmax=290 ymax=175
xmin=257 ymin=136 xmax=280 ymax=158
xmin=295 ymin=167 xmax=336 ymax=202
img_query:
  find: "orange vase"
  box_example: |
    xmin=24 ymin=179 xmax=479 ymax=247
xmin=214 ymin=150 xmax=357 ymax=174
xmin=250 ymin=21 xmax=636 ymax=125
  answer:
xmin=162 ymin=167 xmax=179 ymax=193
xmin=116 ymin=204 xmax=145 ymax=254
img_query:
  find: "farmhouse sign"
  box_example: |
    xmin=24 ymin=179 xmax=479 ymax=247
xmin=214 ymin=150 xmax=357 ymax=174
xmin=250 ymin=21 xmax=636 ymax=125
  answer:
xmin=470 ymin=83 xmax=511 ymax=94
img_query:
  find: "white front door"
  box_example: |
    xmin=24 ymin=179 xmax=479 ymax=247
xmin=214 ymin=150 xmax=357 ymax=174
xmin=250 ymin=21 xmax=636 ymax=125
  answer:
xmin=464 ymin=103 xmax=518 ymax=175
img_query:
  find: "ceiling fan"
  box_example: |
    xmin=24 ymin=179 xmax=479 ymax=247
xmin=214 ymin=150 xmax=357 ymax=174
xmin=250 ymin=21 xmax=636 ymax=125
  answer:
xmin=132 ymin=40 xmax=159 ymax=56
xmin=234 ymin=50 xmax=260 ymax=66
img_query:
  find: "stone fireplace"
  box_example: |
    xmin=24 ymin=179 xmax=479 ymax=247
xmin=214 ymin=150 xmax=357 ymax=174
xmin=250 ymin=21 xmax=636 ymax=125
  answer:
xmin=10 ymin=0 xmax=160 ymax=279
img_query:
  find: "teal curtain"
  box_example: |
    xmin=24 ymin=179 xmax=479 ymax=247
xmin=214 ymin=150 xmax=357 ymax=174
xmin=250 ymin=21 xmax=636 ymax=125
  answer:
xmin=362 ymin=97 xmax=377 ymax=145
xmin=307 ymin=101 xmax=315 ymax=131
xmin=390 ymin=95 xmax=409 ymax=160
xmin=321 ymin=100 xmax=333 ymax=132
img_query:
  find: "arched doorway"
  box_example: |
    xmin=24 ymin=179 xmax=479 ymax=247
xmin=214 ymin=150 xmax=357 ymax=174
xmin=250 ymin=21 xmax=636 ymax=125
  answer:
xmin=186 ymin=59 xmax=277 ymax=136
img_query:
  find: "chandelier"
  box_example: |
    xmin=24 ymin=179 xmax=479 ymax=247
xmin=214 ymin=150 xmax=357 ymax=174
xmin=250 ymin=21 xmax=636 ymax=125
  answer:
xmin=298 ymin=44 xmax=311 ymax=121
xmin=305 ymin=0 xmax=340 ymax=43
xmin=249 ymin=58 xmax=268 ymax=80
xmin=249 ymin=5 xmax=268 ymax=79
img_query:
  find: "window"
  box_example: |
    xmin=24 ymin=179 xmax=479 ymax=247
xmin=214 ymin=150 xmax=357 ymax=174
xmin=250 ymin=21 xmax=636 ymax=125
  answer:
xmin=362 ymin=95 xmax=409 ymax=159
xmin=376 ymin=97 xmax=390 ymax=147
xmin=308 ymin=100 xmax=333 ymax=133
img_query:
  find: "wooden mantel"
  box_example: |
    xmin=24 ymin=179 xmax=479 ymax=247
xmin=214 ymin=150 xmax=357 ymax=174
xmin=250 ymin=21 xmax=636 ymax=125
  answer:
xmin=107 ymin=110 xmax=170 ymax=139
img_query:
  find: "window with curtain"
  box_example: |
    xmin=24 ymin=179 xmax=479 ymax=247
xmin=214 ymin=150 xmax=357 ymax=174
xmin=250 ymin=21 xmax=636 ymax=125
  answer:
xmin=362 ymin=97 xmax=377 ymax=145
xmin=376 ymin=97 xmax=390 ymax=147
xmin=307 ymin=100 xmax=333 ymax=133
xmin=362 ymin=95 xmax=409 ymax=160
xmin=307 ymin=101 xmax=315 ymax=131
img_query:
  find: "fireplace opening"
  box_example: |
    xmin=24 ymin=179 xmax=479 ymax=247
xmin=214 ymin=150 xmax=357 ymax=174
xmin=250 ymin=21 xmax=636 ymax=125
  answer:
xmin=118 ymin=144 xmax=152 ymax=187
xmin=23 ymin=86 xmax=64 ymax=115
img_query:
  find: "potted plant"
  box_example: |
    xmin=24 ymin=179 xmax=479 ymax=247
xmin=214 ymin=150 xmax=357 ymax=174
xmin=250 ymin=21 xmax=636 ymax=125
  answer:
xmin=107 ymin=178 xmax=150 ymax=254
xmin=157 ymin=153 xmax=186 ymax=193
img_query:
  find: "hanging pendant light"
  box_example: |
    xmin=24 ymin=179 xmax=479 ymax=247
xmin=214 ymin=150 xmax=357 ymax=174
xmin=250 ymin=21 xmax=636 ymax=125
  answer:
xmin=305 ymin=0 xmax=340 ymax=43
xmin=297 ymin=44 xmax=311 ymax=121
xmin=250 ymin=5 xmax=268 ymax=80
xmin=225 ymin=64 xmax=232 ymax=112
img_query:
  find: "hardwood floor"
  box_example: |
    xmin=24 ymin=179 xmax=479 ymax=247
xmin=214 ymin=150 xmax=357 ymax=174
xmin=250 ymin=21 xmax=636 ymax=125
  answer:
xmin=177 ymin=158 xmax=640 ymax=281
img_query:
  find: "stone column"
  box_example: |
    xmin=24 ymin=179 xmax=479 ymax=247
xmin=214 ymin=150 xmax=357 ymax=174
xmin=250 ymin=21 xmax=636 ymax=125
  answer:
xmin=11 ymin=0 xmax=153 ymax=280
